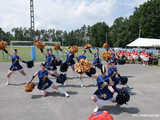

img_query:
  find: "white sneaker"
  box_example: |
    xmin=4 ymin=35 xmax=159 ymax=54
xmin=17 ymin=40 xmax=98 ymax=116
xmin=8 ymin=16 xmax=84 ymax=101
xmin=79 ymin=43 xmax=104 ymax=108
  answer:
xmin=81 ymin=84 xmax=84 ymax=88
xmin=62 ymin=82 xmax=66 ymax=86
xmin=127 ymin=84 xmax=133 ymax=89
xmin=65 ymin=93 xmax=70 ymax=97
xmin=5 ymin=81 xmax=9 ymax=86
xmin=80 ymin=84 xmax=86 ymax=88
xmin=93 ymin=106 xmax=99 ymax=113
xmin=26 ymin=80 xmax=30 ymax=84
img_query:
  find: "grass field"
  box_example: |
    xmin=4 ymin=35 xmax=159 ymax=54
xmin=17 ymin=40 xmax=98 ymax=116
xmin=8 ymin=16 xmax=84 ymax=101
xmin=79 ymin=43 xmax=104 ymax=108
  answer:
xmin=0 ymin=47 xmax=105 ymax=62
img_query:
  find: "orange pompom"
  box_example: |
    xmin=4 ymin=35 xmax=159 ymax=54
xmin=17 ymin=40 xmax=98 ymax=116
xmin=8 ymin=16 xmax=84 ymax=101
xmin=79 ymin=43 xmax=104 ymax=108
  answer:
xmin=84 ymin=44 xmax=92 ymax=49
xmin=33 ymin=40 xmax=40 ymax=46
xmin=102 ymin=51 xmax=112 ymax=62
xmin=0 ymin=41 xmax=8 ymax=50
xmin=74 ymin=59 xmax=91 ymax=74
xmin=103 ymin=43 xmax=109 ymax=49
xmin=34 ymin=40 xmax=45 ymax=49
xmin=37 ymin=42 xmax=45 ymax=49
xmin=25 ymin=82 xmax=35 ymax=92
xmin=70 ymin=46 xmax=79 ymax=53
xmin=53 ymin=43 xmax=61 ymax=50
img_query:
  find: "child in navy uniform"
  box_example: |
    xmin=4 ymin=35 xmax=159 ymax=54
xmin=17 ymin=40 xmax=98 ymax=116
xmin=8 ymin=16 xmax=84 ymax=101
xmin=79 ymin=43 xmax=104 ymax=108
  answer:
xmin=66 ymin=51 xmax=75 ymax=71
xmin=108 ymin=61 xmax=118 ymax=79
xmin=30 ymin=63 xmax=69 ymax=97
xmin=60 ymin=48 xmax=75 ymax=71
xmin=92 ymin=48 xmax=102 ymax=69
xmin=45 ymin=49 xmax=58 ymax=77
xmin=91 ymin=65 xmax=116 ymax=112
xmin=76 ymin=50 xmax=87 ymax=87
xmin=5 ymin=49 xmax=29 ymax=85
xmin=108 ymin=61 xmax=121 ymax=93
xmin=44 ymin=49 xmax=50 ymax=63
xmin=77 ymin=50 xmax=86 ymax=62
xmin=108 ymin=61 xmax=133 ymax=89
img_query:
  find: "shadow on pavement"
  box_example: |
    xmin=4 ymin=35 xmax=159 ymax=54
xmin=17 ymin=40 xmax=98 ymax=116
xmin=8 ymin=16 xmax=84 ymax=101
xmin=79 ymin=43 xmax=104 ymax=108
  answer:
xmin=58 ymin=84 xmax=82 ymax=88
xmin=58 ymin=84 xmax=96 ymax=88
xmin=99 ymin=105 xmax=140 ymax=115
xmin=9 ymin=82 xmax=39 ymax=86
xmin=31 ymin=90 xmax=78 ymax=99
xmin=31 ymin=95 xmax=43 ymax=99
xmin=58 ymin=84 xmax=97 ymax=88
xmin=129 ymin=91 xmax=137 ymax=96
xmin=86 ymin=84 xmax=97 ymax=88
xmin=9 ymin=83 xmax=26 ymax=86
xmin=67 ymin=76 xmax=88 ymax=80
xmin=125 ymin=75 xmax=135 ymax=78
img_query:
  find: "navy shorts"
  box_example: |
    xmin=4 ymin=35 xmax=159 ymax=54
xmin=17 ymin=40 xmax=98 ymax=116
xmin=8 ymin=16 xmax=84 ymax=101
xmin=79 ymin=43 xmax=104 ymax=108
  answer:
xmin=9 ymin=64 xmax=23 ymax=72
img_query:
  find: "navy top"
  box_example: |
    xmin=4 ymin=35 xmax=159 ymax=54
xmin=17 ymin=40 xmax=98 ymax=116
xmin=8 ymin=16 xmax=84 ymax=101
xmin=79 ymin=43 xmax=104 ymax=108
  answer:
xmin=108 ymin=67 xmax=117 ymax=78
xmin=122 ymin=55 xmax=125 ymax=60
xmin=46 ymin=54 xmax=55 ymax=66
xmin=9 ymin=55 xmax=23 ymax=71
xmin=65 ymin=51 xmax=75 ymax=65
xmin=11 ymin=55 xmax=20 ymax=66
xmin=77 ymin=55 xmax=86 ymax=62
xmin=46 ymin=54 xmax=57 ymax=70
xmin=93 ymin=53 xmax=101 ymax=65
xmin=112 ymin=53 xmax=115 ymax=58
xmin=37 ymin=70 xmax=53 ymax=90
xmin=94 ymin=75 xmax=113 ymax=100
xmin=108 ymin=67 xmax=120 ymax=93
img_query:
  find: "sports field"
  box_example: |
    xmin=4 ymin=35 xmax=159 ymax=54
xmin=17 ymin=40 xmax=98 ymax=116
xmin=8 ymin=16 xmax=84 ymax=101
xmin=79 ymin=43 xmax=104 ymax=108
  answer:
xmin=0 ymin=47 xmax=103 ymax=62
xmin=0 ymin=63 xmax=160 ymax=120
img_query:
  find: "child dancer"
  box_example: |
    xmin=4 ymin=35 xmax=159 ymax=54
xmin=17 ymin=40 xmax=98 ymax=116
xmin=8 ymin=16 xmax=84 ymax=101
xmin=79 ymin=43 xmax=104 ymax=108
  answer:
xmin=92 ymin=48 xmax=102 ymax=69
xmin=76 ymin=50 xmax=87 ymax=87
xmin=4 ymin=49 xmax=29 ymax=85
xmin=45 ymin=49 xmax=58 ymax=77
xmin=61 ymin=47 xmax=75 ymax=71
xmin=30 ymin=63 xmax=69 ymax=97
xmin=108 ymin=61 xmax=133 ymax=89
xmin=91 ymin=65 xmax=115 ymax=112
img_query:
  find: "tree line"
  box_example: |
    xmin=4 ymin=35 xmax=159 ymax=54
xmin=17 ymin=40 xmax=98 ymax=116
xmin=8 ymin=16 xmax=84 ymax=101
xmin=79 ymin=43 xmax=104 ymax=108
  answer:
xmin=0 ymin=0 xmax=160 ymax=48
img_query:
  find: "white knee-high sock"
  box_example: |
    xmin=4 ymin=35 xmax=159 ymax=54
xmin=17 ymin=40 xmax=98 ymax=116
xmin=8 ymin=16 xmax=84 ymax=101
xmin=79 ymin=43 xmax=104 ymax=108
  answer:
xmin=93 ymin=100 xmax=103 ymax=112
xmin=5 ymin=77 xmax=9 ymax=86
xmin=92 ymin=79 xmax=97 ymax=86
xmin=57 ymin=88 xmax=69 ymax=96
xmin=127 ymin=84 xmax=133 ymax=88
xmin=96 ymin=98 xmax=113 ymax=108
xmin=80 ymin=78 xmax=84 ymax=87
xmin=25 ymin=75 xmax=30 ymax=83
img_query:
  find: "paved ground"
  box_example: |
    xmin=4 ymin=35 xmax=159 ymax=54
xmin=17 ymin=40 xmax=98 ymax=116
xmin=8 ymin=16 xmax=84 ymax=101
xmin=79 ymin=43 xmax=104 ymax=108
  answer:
xmin=0 ymin=62 xmax=160 ymax=120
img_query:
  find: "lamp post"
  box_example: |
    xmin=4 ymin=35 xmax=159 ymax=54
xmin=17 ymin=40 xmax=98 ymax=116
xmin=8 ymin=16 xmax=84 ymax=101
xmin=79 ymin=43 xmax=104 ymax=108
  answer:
xmin=30 ymin=0 xmax=35 ymax=41
xmin=30 ymin=0 xmax=35 ymax=30
xmin=139 ymin=26 xmax=141 ymax=38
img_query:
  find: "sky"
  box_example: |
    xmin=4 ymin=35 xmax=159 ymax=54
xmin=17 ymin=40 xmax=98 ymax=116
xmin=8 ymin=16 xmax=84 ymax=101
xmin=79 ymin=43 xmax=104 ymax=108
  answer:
xmin=0 ymin=0 xmax=148 ymax=31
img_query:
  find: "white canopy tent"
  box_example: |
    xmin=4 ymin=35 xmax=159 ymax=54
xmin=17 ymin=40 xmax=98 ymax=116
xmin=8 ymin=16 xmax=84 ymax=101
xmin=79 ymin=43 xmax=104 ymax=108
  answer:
xmin=127 ymin=38 xmax=160 ymax=47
